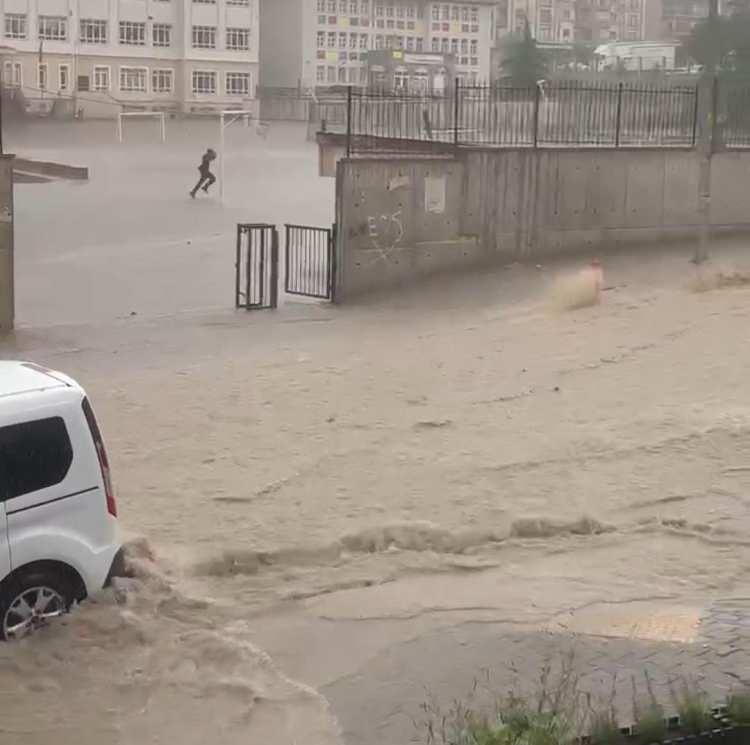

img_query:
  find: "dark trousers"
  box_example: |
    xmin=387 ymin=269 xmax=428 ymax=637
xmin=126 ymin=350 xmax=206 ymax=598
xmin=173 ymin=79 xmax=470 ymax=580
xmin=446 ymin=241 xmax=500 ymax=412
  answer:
xmin=191 ymin=171 xmax=216 ymax=195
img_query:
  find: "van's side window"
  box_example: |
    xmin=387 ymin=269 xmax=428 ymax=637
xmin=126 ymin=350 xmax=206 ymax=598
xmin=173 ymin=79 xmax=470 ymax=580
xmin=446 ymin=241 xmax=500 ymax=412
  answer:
xmin=0 ymin=418 xmax=73 ymax=500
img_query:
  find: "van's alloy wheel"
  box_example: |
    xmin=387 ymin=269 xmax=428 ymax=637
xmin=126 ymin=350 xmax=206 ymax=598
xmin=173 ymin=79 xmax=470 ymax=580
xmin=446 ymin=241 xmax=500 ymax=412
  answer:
xmin=3 ymin=586 xmax=67 ymax=640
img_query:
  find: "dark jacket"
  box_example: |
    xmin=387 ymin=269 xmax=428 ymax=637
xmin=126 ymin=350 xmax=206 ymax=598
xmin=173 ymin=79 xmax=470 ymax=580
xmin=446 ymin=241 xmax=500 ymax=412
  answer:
xmin=199 ymin=153 xmax=213 ymax=175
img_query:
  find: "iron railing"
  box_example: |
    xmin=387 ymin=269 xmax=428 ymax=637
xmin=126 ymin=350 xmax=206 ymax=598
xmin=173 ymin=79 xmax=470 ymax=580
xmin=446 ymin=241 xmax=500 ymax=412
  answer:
xmin=344 ymin=81 xmax=710 ymax=154
xmin=723 ymin=82 xmax=750 ymax=148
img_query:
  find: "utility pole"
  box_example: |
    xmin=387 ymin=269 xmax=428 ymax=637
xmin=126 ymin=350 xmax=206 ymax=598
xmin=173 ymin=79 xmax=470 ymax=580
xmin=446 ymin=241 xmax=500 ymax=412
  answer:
xmin=694 ymin=0 xmax=720 ymax=264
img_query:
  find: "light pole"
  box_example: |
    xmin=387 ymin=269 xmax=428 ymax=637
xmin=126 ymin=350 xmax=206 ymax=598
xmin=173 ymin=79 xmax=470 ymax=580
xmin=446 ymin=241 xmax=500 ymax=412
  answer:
xmin=694 ymin=0 xmax=720 ymax=264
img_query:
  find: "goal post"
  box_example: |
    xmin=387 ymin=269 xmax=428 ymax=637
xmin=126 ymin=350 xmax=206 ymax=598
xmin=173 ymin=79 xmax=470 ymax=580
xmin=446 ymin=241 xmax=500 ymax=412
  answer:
xmin=117 ymin=111 xmax=167 ymax=144
xmin=218 ymin=109 xmax=268 ymax=201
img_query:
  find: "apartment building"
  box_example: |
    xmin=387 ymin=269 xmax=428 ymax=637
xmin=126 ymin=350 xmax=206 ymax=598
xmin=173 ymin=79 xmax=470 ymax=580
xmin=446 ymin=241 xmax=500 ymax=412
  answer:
xmin=508 ymin=0 xmax=577 ymax=42
xmin=656 ymin=0 xmax=722 ymax=41
xmin=260 ymin=0 xmax=498 ymax=90
xmin=0 ymin=0 xmax=258 ymax=117
xmin=575 ymin=0 xmax=646 ymax=42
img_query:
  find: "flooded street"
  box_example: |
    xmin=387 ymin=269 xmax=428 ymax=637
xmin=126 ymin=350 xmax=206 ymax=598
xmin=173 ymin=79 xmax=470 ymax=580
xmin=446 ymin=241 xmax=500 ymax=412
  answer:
xmin=2 ymin=119 xmax=750 ymax=744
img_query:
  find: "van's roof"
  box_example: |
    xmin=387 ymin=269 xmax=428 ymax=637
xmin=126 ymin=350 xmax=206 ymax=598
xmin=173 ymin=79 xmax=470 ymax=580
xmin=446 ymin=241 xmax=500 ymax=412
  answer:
xmin=0 ymin=361 xmax=77 ymax=399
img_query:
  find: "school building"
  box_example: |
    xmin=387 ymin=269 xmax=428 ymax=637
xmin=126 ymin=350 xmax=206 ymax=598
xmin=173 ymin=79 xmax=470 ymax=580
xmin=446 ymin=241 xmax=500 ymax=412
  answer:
xmin=0 ymin=0 xmax=259 ymax=118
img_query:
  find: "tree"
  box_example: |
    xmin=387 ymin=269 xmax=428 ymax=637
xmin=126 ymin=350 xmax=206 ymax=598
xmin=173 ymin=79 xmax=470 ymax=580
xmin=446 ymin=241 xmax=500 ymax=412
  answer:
xmin=684 ymin=2 xmax=750 ymax=75
xmin=499 ymin=20 xmax=548 ymax=87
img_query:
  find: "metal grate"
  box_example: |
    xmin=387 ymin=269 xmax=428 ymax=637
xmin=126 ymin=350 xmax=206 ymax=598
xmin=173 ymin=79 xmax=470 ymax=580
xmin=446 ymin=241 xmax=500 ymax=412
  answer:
xmin=285 ymin=224 xmax=335 ymax=301
xmin=235 ymin=224 xmax=278 ymax=310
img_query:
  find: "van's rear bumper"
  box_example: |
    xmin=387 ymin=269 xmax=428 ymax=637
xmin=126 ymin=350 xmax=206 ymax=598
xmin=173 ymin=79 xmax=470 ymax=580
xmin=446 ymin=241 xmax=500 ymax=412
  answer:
xmin=104 ymin=547 xmax=126 ymax=586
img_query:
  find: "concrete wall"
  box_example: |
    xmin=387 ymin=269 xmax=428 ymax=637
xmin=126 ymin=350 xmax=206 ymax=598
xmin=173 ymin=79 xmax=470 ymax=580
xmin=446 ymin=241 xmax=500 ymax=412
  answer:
xmin=0 ymin=156 xmax=14 ymax=331
xmin=335 ymin=147 xmax=750 ymax=300
xmin=335 ymin=158 xmax=480 ymax=300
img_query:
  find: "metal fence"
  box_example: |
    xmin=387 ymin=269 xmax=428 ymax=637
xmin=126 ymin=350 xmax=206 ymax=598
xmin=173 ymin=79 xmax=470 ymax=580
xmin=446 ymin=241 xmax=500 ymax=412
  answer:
xmin=346 ymin=82 xmax=705 ymax=154
xmin=724 ymin=83 xmax=750 ymax=148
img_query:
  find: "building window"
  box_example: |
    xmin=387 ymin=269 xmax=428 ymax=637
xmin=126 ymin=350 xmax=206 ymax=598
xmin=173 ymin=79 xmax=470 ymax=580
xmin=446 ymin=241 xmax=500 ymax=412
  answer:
xmin=192 ymin=70 xmax=217 ymax=94
xmin=93 ymin=66 xmax=110 ymax=91
xmin=226 ymin=27 xmax=250 ymax=50
xmin=5 ymin=14 xmax=27 ymax=40
xmin=58 ymin=64 xmax=70 ymax=91
xmin=152 ymin=69 xmax=174 ymax=93
xmin=359 ymin=34 xmax=368 ymax=48
xmin=120 ymin=67 xmax=148 ymax=93
xmin=192 ymin=25 xmax=217 ymax=49
xmin=317 ymin=31 xmax=325 ymax=48
xmin=327 ymin=32 xmax=336 ymax=47
xmin=327 ymin=66 xmax=336 ymax=83
xmin=120 ymin=67 xmax=147 ymax=92
xmin=318 ymin=0 xmax=327 ymax=11
xmin=39 ymin=16 xmax=68 ymax=41
xmin=339 ymin=32 xmax=347 ymax=47
xmin=37 ymin=63 xmax=48 ymax=91
xmin=3 ymin=61 xmax=21 ymax=87
xmin=226 ymin=71 xmax=250 ymax=95
xmin=119 ymin=21 xmax=146 ymax=45
xmin=316 ymin=65 xmax=325 ymax=82
xmin=153 ymin=23 xmax=172 ymax=47
xmin=80 ymin=19 xmax=107 ymax=44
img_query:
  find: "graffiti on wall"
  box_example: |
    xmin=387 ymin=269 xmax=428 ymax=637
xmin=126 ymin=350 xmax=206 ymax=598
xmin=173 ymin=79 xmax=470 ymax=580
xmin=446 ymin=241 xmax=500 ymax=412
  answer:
xmin=366 ymin=210 xmax=404 ymax=263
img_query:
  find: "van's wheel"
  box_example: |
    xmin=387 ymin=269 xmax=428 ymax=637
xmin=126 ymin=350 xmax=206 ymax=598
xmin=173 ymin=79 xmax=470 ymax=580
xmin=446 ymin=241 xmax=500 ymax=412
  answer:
xmin=0 ymin=572 xmax=72 ymax=641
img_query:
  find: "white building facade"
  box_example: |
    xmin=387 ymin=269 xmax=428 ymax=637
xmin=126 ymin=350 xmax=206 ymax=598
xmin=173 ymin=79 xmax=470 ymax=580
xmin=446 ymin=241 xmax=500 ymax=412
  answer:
xmin=261 ymin=0 xmax=498 ymax=91
xmin=0 ymin=0 xmax=259 ymax=117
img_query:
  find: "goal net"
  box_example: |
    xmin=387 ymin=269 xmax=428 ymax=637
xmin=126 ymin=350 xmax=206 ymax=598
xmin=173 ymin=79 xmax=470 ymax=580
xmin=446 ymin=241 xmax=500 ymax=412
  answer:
xmin=117 ymin=111 xmax=167 ymax=144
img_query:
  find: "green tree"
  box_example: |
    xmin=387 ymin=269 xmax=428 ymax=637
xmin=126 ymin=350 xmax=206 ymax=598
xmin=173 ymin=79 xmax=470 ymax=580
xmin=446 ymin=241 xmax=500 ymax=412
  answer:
xmin=499 ymin=20 xmax=548 ymax=87
xmin=685 ymin=2 xmax=750 ymax=74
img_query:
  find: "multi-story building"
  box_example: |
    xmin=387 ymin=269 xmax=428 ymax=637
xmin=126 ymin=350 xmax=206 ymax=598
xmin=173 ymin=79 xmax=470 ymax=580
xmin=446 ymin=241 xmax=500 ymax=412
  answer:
xmin=0 ymin=0 xmax=259 ymax=117
xmin=656 ymin=0 xmax=724 ymax=42
xmin=260 ymin=0 xmax=498 ymax=90
xmin=508 ymin=0 xmax=577 ymax=42
xmin=574 ymin=0 xmax=646 ymax=43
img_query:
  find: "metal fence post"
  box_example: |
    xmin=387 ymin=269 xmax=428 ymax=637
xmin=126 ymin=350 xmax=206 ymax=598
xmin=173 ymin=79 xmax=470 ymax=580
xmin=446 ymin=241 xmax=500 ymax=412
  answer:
xmin=454 ymin=77 xmax=461 ymax=147
xmin=532 ymin=82 xmax=541 ymax=149
xmin=346 ymin=85 xmax=352 ymax=158
xmin=615 ymin=82 xmax=624 ymax=148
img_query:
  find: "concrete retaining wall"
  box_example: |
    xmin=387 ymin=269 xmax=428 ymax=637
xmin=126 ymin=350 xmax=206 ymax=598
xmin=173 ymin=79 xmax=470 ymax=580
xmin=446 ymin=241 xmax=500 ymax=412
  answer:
xmin=335 ymin=158 xmax=480 ymax=300
xmin=335 ymin=148 xmax=750 ymax=300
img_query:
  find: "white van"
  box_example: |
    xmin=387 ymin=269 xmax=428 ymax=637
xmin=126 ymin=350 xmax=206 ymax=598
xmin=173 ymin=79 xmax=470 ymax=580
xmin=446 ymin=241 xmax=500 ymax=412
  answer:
xmin=0 ymin=361 xmax=122 ymax=639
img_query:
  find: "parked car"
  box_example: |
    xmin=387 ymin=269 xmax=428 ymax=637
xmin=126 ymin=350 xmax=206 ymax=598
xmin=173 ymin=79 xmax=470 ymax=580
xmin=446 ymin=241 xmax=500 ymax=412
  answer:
xmin=0 ymin=361 xmax=122 ymax=640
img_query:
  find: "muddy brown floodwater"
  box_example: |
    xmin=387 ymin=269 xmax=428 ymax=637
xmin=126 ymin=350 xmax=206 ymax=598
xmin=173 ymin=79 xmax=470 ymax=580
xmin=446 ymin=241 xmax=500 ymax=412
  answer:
xmin=2 ymin=120 xmax=750 ymax=744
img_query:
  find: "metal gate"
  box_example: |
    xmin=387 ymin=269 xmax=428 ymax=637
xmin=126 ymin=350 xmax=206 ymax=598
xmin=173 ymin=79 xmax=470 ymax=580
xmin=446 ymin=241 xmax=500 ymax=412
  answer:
xmin=235 ymin=224 xmax=279 ymax=310
xmin=284 ymin=224 xmax=336 ymax=301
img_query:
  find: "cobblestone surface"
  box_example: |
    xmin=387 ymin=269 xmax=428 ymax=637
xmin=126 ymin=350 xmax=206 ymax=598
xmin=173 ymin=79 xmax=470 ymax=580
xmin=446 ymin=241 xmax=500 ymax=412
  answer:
xmin=323 ymin=599 xmax=750 ymax=745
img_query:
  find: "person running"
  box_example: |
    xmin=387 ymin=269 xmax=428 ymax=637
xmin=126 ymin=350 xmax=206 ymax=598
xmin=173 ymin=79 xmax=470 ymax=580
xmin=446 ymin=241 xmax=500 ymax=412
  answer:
xmin=190 ymin=148 xmax=217 ymax=198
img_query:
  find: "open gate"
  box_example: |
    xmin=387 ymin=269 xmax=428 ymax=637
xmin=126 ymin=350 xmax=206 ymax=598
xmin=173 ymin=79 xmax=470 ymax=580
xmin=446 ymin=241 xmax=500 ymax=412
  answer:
xmin=235 ymin=223 xmax=336 ymax=309
xmin=284 ymin=224 xmax=336 ymax=301
xmin=235 ymin=224 xmax=279 ymax=310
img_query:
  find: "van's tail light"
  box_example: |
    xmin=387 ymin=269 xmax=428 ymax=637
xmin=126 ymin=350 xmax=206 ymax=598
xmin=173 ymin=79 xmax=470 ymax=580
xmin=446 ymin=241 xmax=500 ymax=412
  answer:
xmin=82 ymin=397 xmax=117 ymax=518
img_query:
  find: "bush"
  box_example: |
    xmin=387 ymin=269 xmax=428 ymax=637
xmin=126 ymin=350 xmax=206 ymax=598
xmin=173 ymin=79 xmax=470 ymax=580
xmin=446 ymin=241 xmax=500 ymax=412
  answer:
xmin=674 ymin=685 xmax=712 ymax=735
xmin=728 ymin=689 xmax=750 ymax=726
xmin=588 ymin=711 xmax=624 ymax=745
xmin=633 ymin=704 xmax=666 ymax=745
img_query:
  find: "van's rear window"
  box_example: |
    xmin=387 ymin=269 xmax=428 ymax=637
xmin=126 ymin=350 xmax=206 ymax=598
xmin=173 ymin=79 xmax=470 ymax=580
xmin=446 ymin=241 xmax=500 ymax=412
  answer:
xmin=0 ymin=417 xmax=73 ymax=500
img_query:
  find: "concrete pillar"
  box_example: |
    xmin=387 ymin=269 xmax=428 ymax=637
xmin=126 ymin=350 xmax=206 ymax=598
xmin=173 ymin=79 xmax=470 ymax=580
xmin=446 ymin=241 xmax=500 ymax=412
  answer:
xmin=0 ymin=155 xmax=15 ymax=332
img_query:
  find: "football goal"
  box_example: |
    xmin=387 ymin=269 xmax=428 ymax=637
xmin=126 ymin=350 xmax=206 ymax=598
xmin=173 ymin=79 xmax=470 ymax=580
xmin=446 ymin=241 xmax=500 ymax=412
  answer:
xmin=217 ymin=109 xmax=269 ymax=201
xmin=117 ymin=111 xmax=167 ymax=144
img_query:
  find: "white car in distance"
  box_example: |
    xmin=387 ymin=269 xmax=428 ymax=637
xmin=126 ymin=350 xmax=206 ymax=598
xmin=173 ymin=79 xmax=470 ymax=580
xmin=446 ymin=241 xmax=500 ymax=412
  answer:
xmin=0 ymin=361 xmax=122 ymax=640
